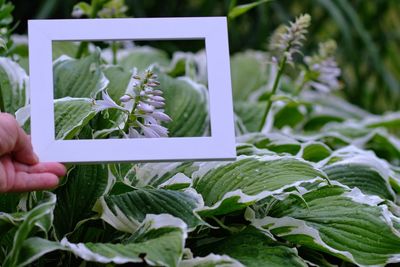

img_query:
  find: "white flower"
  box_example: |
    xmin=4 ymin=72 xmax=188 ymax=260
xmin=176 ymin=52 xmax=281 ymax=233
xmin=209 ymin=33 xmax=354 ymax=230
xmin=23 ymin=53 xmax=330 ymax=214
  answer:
xmin=304 ymin=40 xmax=341 ymax=93
xmin=92 ymin=90 xmax=127 ymax=112
xmin=269 ymin=14 xmax=311 ymax=64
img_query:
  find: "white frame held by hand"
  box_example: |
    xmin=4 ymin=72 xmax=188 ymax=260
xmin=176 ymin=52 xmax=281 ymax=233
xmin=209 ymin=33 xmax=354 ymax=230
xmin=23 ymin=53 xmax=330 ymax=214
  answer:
xmin=28 ymin=17 xmax=236 ymax=163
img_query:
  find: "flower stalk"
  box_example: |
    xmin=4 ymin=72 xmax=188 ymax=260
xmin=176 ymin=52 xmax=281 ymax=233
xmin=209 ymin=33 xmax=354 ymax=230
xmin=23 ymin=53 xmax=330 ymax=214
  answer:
xmin=258 ymin=14 xmax=311 ymax=131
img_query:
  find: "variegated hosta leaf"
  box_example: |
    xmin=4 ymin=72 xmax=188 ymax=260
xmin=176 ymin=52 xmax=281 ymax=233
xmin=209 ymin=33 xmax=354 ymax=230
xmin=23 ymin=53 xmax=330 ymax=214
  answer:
xmin=53 ymin=164 xmax=111 ymax=238
xmin=237 ymin=133 xmax=302 ymax=155
xmin=94 ymin=188 xmax=204 ymax=232
xmin=301 ymin=91 xmax=371 ymax=131
xmin=363 ymin=111 xmax=400 ymax=132
xmin=159 ymin=74 xmax=209 ymax=137
xmin=179 ymin=254 xmax=244 ymax=267
xmin=3 ymin=192 xmax=56 ymax=267
xmin=273 ymin=102 xmax=305 ymax=129
xmin=15 ymin=214 xmax=187 ymax=267
xmin=298 ymin=142 xmax=332 ymax=162
xmin=234 ymin=101 xmax=265 ymax=133
xmin=53 ymin=49 xmax=108 ymax=99
xmin=363 ymin=130 xmax=400 ymax=166
xmin=230 ymin=51 xmax=269 ymax=101
xmin=133 ymin=162 xmax=196 ymax=188
xmin=119 ymin=46 xmax=170 ymax=72
xmin=193 ymin=155 xmax=326 ymax=217
xmin=52 ymin=41 xmax=79 ymax=61
xmin=195 ymin=227 xmax=307 ymax=267
xmin=250 ymin=185 xmax=400 ymax=266
xmin=320 ymin=146 xmax=398 ymax=200
xmin=54 ymin=97 xmax=98 ymax=139
xmin=0 ymin=57 xmax=29 ymax=114
xmin=166 ymin=50 xmax=208 ymax=85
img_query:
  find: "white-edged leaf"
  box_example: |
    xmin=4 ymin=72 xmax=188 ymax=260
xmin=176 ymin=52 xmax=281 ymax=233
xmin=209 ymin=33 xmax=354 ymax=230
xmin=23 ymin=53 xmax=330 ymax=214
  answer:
xmin=119 ymin=46 xmax=170 ymax=72
xmin=0 ymin=57 xmax=29 ymax=113
xmin=15 ymin=214 xmax=187 ymax=267
xmin=94 ymin=188 xmax=205 ymax=232
xmin=3 ymin=192 xmax=56 ymax=267
xmin=193 ymin=155 xmax=326 ymax=217
xmin=53 ymin=50 xmax=108 ymax=99
xmin=320 ymin=146 xmax=398 ymax=200
xmin=53 ymin=164 xmax=112 ymax=238
xmin=160 ymin=74 xmax=209 ymax=137
xmin=230 ymin=51 xmax=269 ymax=101
xmin=54 ymin=97 xmax=98 ymax=139
xmin=179 ymin=254 xmax=244 ymax=267
xmin=250 ymin=185 xmax=400 ymax=266
xmin=194 ymin=226 xmax=307 ymax=267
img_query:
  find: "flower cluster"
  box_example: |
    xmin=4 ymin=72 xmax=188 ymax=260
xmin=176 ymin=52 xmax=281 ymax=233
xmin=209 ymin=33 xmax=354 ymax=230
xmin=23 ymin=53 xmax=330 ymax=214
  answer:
xmin=304 ymin=40 xmax=341 ymax=93
xmin=122 ymin=69 xmax=171 ymax=138
xmin=92 ymin=68 xmax=172 ymax=138
xmin=269 ymin=14 xmax=311 ymax=64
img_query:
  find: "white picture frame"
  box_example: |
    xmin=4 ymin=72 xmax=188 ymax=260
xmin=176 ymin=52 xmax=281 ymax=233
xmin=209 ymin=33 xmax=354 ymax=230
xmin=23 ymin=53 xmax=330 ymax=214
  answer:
xmin=28 ymin=17 xmax=236 ymax=163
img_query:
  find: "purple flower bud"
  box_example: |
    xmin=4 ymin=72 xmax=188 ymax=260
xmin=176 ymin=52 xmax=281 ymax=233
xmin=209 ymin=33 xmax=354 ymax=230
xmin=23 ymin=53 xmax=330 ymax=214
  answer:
xmin=140 ymin=124 xmax=160 ymax=138
xmin=151 ymin=111 xmax=172 ymax=122
xmin=145 ymin=100 xmax=165 ymax=108
xmin=148 ymin=124 xmax=168 ymax=137
xmin=152 ymin=90 xmax=163 ymax=96
xmin=119 ymin=94 xmax=132 ymax=102
xmin=147 ymin=82 xmax=159 ymax=87
xmin=150 ymin=95 xmax=165 ymax=102
xmin=138 ymin=102 xmax=155 ymax=113
xmin=128 ymin=127 xmax=142 ymax=138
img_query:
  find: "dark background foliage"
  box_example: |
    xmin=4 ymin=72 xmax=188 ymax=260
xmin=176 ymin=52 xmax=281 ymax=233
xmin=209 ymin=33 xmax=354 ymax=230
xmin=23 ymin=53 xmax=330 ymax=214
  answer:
xmin=10 ymin=0 xmax=400 ymax=113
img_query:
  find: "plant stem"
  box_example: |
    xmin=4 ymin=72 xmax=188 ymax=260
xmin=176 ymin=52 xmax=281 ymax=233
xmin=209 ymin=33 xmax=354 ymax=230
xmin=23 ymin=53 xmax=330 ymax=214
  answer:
xmin=75 ymin=42 xmax=88 ymax=58
xmin=112 ymin=41 xmax=118 ymax=65
xmin=258 ymin=56 xmax=287 ymax=131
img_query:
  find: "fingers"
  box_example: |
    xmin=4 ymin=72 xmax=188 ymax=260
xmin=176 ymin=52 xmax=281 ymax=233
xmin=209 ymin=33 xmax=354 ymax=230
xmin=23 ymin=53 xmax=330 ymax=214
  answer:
xmin=0 ymin=113 xmax=38 ymax=165
xmin=13 ymin=121 xmax=38 ymax=165
xmin=15 ymin=162 xmax=66 ymax=177
xmin=6 ymin=172 xmax=60 ymax=193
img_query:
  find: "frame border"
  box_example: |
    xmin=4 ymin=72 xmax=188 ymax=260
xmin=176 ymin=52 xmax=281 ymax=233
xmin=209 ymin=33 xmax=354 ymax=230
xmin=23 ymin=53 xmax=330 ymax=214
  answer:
xmin=28 ymin=17 xmax=236 ymax=163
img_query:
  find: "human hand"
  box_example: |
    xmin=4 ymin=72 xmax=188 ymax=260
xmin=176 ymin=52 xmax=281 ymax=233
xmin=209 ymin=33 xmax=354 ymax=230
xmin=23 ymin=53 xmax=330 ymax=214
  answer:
xmin=0 ymin=113 xmax=66 ymax=193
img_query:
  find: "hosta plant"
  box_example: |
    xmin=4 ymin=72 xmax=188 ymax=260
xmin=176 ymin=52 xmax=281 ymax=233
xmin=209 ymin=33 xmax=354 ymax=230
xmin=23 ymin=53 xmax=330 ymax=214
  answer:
xmin=0 ymin=5 xmax=400 ymax=267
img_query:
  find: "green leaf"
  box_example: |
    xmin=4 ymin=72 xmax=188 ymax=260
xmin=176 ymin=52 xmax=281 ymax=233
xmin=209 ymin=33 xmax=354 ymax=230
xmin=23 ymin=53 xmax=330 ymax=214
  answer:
xmin=3 ymin=192 xmax=56 ymax=267
xmin=0 ymin=57 xmax=28 ymax=114
xmin=230 ymin=51 xmax=268 ymax=101
xmin=52 ymin=41 xmax=79 ymax=61
xmin=193 ymin=155 xmax=326 ymax=217
xmin=179 ymin=254 xmax=244 ymax=267
xmin=234 ymin=101 xmax=265 ymax=133
xmin=119 ymin=46 xmax=170 ymax=72
xmin=195 ymin=227 xmax=307 ymax=267
xmin=238 ymin=133 xmax=301 ymax=155
xmin=53 ymin=50 xmax=108 ymax=99
xmin=273 ymin=102 xmax=305 ymax=129
xmin=15 ymin=214 xmax=187 ymax=267
xmin=133 ymin=162 xmax=196 ymax=188
xmin=54 ymin=97 xmax=98 ymax=139
xmin=300 ymin=142 xmax=332 ymax=162
xmin=159 ymin=74 xmax=209 ymax=137
xmin=94 ymin=188 xmax=204 ymax=232
xmin=228 ymin=0 xmax=273 ymax=20
xmin=321 ymin=146 xmax=397 ymax=200
xmin=251 ymin=186 xmax=400 ymax=266
xmin=53 ymin=164 xmax=111 ymax=238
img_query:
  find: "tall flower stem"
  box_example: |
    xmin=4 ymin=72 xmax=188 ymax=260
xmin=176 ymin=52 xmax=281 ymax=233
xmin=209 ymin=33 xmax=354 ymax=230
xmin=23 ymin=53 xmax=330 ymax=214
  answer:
xmin=258 ymin=56 xmax=287 ymax=132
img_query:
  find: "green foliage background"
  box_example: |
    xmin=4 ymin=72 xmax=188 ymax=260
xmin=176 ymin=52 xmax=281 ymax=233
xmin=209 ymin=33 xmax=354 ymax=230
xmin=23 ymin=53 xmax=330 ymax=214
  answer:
xmin=10 ymin=0 xmax=400 ymax=113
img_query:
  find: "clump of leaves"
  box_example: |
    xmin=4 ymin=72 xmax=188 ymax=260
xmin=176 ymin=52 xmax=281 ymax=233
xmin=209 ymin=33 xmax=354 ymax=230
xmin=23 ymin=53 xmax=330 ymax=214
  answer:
xmin=1 ymin=6 xmax=400 ymax=267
